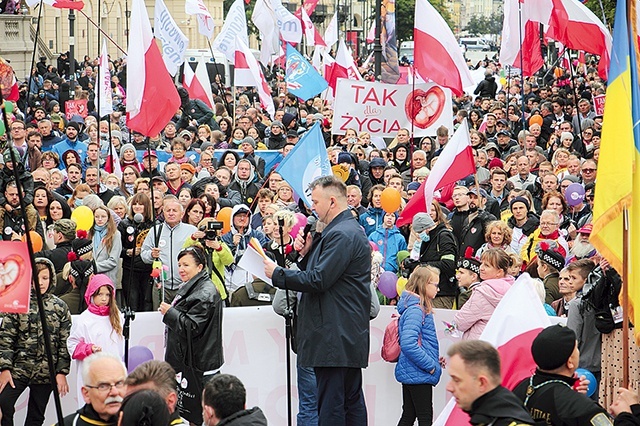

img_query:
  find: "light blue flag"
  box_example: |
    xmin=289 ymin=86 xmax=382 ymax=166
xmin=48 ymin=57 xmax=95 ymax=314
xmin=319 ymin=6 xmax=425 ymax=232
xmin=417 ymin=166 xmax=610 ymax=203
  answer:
xmin=285 ymin=44 xmax=329 ymax=101
xmin=276 ymin=122 xmax=332 ymax=206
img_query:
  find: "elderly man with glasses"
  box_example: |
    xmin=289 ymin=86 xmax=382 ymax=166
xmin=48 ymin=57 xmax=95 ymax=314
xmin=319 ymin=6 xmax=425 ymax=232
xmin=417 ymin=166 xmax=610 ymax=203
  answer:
xmin=521 ymin=209 xmax=569 ymax=266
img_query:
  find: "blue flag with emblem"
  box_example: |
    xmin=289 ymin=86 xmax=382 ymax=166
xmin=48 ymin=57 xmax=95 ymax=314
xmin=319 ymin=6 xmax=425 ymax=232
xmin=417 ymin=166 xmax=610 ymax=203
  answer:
xmin=275 ymin=121 xmax=332 ymax=206
xmin=285 ymin=43 xmax=328 ymax=101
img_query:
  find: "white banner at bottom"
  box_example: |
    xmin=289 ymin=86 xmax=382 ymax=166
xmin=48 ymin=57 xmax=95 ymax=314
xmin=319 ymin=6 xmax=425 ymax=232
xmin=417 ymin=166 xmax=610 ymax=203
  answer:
xmin=17 ymin=307 xmax=465 ymax=425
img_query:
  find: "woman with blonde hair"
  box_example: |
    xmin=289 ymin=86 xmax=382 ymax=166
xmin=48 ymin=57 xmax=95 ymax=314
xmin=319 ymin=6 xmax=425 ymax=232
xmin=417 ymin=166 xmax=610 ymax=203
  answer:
xmin=395 ymin=265 xmax=442 ymax=425
xmin=89 ymin=206 xmax=122 ymax=287
xmin=273 ymin=181 xmax=296 ymax=208
xmin=475 ymin=220 xmax=515 ymax=258
xmin=454 ymin=248 xmax=514 ymax=340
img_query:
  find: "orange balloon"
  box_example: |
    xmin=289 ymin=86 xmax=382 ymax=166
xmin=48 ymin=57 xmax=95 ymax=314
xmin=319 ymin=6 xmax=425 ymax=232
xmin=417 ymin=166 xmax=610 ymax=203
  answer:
xmin=529 ymin=115 xmax=543 ymax=127
xmin=216 ymin=207 xmax=233 ymax=234
xmin=21 ymin=231 xmax=43 ymax=252
xmin=381 ymin=187 xmax=402 ymax=213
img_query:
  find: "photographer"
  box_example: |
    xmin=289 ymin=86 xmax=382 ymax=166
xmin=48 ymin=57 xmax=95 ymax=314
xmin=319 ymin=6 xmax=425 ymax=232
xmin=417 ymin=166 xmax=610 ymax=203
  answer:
xmin=184 ymin=217 xmax=234 ymax=302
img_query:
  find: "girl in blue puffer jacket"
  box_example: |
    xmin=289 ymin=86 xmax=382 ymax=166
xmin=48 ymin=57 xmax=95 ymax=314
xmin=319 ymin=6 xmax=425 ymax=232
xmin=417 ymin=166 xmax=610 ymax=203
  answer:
xmin=395 ymin=265 xmax=442 ymax=426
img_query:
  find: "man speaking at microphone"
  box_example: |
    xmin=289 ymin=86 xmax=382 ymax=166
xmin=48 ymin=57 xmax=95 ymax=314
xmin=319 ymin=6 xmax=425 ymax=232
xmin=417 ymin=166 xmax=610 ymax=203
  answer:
xmin=118 ymin=193 xmax=156 ymax=311
xmin=264 ymin=176 xmax=371 ymax=426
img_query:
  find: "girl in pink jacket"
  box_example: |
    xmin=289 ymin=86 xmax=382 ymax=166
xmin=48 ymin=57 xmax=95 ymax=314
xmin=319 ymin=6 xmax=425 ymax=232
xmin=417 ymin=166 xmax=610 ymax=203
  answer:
xmin=454 ymin=248 xmax=515 ymax=340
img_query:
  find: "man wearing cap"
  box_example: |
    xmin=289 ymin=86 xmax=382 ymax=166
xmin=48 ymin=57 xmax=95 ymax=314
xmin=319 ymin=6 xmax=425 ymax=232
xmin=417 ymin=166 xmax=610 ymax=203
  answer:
xmin=449 ymin=185 xmax=496 ymax=259
xmin=456 ymin=252 xmax=481 ymax=308
xmin=35 ymin=218 xmax=76 ymax=273
xmin=141 ymin=150 xmax=162 ymax=179
xmin=368 ymin=157 xmax=387 ymax=187
xmin=286 ymin=130 xmax=299 ymax=145
xmin=51 ymin=122 xmax=88 ymax=167
xmin=493 ymin=130 xmax=517 ymax=158
xmin=507 ymin=196 xmax=540 ymax=254
xmin=160 ymin=121 xmax=178 ymax=149
xmin=0 ymin=180 xmax=43 ymax=242
xmin=265 ymin=121 xmax=286 ymax=150
xmin=447 ymin=340 xmax=534 ymax=426
xmin=240 ymin=137 xmax=266 ymax=178
xmin=513 ymin=325 xmax=612 ymax=425
xmin=405 ymin=212 xmax=457 ymax=308
xmin=570 ymin=224 xmax=596 ymax=260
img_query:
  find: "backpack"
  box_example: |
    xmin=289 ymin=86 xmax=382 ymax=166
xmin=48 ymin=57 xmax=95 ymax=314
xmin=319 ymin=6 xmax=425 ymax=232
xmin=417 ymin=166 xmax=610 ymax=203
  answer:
xmin=381 ymin=314 xmax=401 ymax=362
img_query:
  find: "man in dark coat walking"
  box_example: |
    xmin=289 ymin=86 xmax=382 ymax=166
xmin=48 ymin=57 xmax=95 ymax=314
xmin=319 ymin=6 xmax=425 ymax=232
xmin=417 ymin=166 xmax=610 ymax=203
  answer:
xmin=264 ymin=175 xmax=371 ymax=426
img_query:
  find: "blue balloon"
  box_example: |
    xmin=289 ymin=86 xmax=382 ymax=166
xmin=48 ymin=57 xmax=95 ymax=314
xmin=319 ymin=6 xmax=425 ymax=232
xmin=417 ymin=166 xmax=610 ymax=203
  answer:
xmin=575 ymin=368 xmax=597 ymax=397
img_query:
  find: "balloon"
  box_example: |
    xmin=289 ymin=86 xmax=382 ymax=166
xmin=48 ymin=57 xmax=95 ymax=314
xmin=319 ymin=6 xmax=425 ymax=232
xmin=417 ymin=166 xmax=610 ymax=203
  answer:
xmin=289 ymin=213 xmax=307 ymax=238
xmin=369 ymin=241 xmax=379 ymax=252
xmin=575 ymin=368 xmax=597 ymax=397
xmin=4 ymin=101 xmax=14 ymax=114
xmin=396 ymin=277 xmax=408 ymax=295
xmin=216 ymin=207 xmax=233 ymax=234
xmin=127 ymin=345 xmax=154 ymax=373
xmin=499 ymin=77 xmax=507 ymax=86
xmin=380 ymin=188 xmax=402 ymax=213
xmin=378 ymin=271 xmax=398 ymax=298
xmin=71 ymin=206 xmax=94 ymax=231
xmin=21 ymin=231 xmax=43 ymax=252
xmin=529 ymin=115 xmax=543 ymax=126
xmin=0 ymin=121 xmax=4 ymax=137
xmin=565 ymin=183 xmax=585 ymax=206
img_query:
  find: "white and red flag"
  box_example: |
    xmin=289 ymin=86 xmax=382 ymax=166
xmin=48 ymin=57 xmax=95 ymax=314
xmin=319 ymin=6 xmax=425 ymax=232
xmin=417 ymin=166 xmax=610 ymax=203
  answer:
xmin=234 ymin=38 xmax=275 ymax=118
xmin=324 ymin=12 xmax=339 ymax=48
xmin=413 ymin=0 xmax=473 ymax=97
xmin=185 ymin=0 xmax=215 ymax=39
xmin=499 ymin=0 xmax=553 ymax=76
xmin=546 ymin=0 xmax=612 ymax=79
xmin=97 ymin=41 xmax=113 ymax=117
xmin=397 ymin=120 xmax=475 ymax=226
xmin=433 ymin=274 xmax=552 ymax=425
xmin=182 ymin=62 xmax=213 ymax=109
xmin=26 ymin=0 xmax=84 ymax=10
xmin=126 ymin=0 xmax=180 ymax=137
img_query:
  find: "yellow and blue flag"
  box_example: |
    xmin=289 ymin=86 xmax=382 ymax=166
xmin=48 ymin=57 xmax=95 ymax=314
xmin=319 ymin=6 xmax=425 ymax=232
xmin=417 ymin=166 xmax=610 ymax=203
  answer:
xmin=275 ymin=122 xmax=332 ymax=206
xmin=591 ymin=0 xmax=640 ymax=342
xmin=285 ymin=43 xmax=328 ymax=101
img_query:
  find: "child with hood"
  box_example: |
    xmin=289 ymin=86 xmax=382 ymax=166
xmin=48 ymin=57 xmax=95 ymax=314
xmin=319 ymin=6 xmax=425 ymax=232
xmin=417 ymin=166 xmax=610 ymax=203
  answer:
xmin=368 ymin=212 xmax=408 ymax=274
xmin=67 ymin=274 xmax=124 ymax=407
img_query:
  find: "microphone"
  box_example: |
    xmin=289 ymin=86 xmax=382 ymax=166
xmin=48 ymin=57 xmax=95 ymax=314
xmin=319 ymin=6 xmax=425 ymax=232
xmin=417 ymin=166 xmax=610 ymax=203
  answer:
xmin=302 ymin=215 xmax=317 ymax=239
xmin=133 ymin=213 xmax=144 ymax=224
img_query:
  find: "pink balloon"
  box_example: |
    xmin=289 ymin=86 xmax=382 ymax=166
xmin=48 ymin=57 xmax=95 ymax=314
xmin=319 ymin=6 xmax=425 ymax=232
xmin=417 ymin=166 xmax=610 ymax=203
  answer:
xmin=369 ymin=241 xmax=379 ymax=252
xmin=289 ymin=213 xmax=308 ymax=238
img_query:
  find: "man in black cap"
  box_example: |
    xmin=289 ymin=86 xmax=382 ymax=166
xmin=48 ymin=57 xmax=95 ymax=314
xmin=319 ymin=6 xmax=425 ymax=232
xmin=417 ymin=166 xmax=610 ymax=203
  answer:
xmin=536 ymin=242 xmax=564 ymax=304
xmin=51 ymin=122 xmax=88 ymax=165
xmin=456 ymin=249 xmax=481 ymax=308
xmin=513 ymin=325 xmax=612 ymax=425
xmin=265 ymin=121 xmax=286 ymax=150
xmin=507 ymin=196 xmax=540 ymax=254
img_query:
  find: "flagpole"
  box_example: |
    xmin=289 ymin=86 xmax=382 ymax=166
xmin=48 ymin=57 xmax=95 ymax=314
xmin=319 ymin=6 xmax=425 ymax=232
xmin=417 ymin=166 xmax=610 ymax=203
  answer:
xmin=206 ymin=39 xmax=232 ymax=113
xmin=567 ymin=50 xmax=583 ymax=135
xmin=517 ymin=0 xmax=526 ymax=131
xmin=78 ymin=9 xmax=127 ymax=55
xmin=97 ymin=0 xmax=101 ymax=117
xmin=27 ymin=3 xmax=44 ymax=99
xmin=622 ymin=207 xmax=630 ymax=388
xmin=409 ymin=63 xmax=416 ymax=181
xmin=373 ymin=0 xmax=382 ymax=80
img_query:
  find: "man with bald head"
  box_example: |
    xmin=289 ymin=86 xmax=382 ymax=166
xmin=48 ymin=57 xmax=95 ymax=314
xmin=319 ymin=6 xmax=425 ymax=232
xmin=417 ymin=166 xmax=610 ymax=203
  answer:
xmin=401 ymin=150 xmax=428 ymax=186
xmin=61 ymin=353 xmax=127 ymax=425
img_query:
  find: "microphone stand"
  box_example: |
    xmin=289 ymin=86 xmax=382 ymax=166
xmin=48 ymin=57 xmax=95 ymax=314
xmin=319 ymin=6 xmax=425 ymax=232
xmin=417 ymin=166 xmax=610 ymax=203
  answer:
xmin=123 ymin=215 xmax=141 ymax=369
xmin=277 ymin=217 xmax=293 ymax=426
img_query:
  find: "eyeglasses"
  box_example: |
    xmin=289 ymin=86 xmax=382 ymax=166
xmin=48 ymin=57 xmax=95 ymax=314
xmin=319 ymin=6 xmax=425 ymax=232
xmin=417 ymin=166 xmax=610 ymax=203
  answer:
xmin=11 ymin=126 xmax=25 ymax=131
xmin=540 ymin=222 xmax=558 ymax=227
xmin=180 ymin=246 xmax=206 ymax=265
xmin=428 ymin=281 xmax=439 ymax=287
xmin=201 ymin=158 xmax=212 ymax=163
xmin=85 ymin=380 xmax=125 ymax=393
xmin=581 ymin=168 xmax=596 ymax=173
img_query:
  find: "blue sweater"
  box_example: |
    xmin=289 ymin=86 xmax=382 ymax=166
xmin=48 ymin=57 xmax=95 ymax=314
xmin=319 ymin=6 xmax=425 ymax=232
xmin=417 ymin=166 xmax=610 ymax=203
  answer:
xmin=394 ymin=291 xmax=441 ymax=385
xmin=368 ymin=227 xmax=407 ymax=273
xmin=359 ymin=207 xmax=385 ymax=236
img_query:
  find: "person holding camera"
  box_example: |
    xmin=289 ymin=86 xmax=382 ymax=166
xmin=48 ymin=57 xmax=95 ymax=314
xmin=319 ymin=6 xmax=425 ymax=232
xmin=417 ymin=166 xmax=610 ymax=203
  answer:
xmin=184 ymin=217 xmax=234 ymax=302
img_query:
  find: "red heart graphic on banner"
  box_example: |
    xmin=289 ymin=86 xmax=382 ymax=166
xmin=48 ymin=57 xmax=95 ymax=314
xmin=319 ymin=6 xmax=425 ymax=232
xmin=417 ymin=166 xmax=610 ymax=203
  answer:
xmin=0 ymin=255 xmax=25 ymax=296
xmin=404 ymin=87 xmax=446 ymax=129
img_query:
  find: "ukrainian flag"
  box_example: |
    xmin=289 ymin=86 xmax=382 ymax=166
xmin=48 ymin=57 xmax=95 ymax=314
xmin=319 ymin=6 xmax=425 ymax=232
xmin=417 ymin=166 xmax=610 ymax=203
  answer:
xmin=591 ymin=0 xmax=640 ymax=342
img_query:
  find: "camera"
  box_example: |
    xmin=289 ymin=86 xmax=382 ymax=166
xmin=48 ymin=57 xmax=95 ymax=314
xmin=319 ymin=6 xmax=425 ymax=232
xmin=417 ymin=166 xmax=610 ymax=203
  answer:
xmin=201 ymin=221 xmax=223 ymax=241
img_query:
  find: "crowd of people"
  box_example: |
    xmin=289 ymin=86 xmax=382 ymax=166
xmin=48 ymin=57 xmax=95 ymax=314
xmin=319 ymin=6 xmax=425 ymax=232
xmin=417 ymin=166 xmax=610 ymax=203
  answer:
xmin=0 ymin=46 xmax=637 ymax=425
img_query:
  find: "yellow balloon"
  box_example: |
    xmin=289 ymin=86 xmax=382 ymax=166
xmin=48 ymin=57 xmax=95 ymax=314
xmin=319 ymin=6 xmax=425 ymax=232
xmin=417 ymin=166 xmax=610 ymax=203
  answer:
xmin=499 ymin=77 xmax=507 ymax=86
xmin=71 ymin=205 xmax=95 ymax=231
xmin=396 ymin=277 xmax=408 ymax=296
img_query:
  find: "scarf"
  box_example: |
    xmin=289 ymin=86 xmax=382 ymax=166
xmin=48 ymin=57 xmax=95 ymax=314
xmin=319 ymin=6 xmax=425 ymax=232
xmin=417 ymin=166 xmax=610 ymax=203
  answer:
xmin=87 ymin=302 xmax=110 ymax=316
xmin=93 ymin=224 xmax=107 ymax=252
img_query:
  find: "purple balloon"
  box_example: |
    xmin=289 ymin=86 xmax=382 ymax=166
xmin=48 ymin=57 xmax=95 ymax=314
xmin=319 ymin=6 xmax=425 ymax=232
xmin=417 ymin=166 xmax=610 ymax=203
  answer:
xmin=378 ymin=271 xmax=399 ymax=299
xmin=565 ymin=183 xmax=585 ymax=207
xmin=128 ymin=345 xmax=154 ymax=373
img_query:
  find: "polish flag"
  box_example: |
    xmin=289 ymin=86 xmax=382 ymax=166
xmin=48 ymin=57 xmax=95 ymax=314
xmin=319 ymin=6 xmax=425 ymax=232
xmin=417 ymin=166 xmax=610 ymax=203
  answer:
xmin=324 ymin=12 xmax=338 ymax=48
xmin=546 ymin=0 xmax=612 ymax=80
xmin=104 ymin=142 xmax=122 ymax=179
xmin=126 ymin=0 xmax=181 ymax=137
xmin=335 ymin=39 xmax=363 ymax=81
xmin=413 ymin=0 xmax=473 ymax=97
xmin=185 ymin=0 xmax=215 ymax=39
xmin=322 ymin=52 xmax=347 ymax=96
xmin=183 ymin=63 xmax=213 ymax=109
xmin=433 ymin=274 xmax=552 ymax=425
xmin=234 ymin=38 xmax=275 ymax=118
xmin=26 ymin=0 xmax=84 ymax=10
xmin=397 ymin=120 xmax=475 ymax=227
xmin=366 ymin=21 xmax=375 ymax=44
xmin=499 ymin=0 xmax=553 ymax=76
xmin=295 ymin=6 xmax=326 ymax=47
